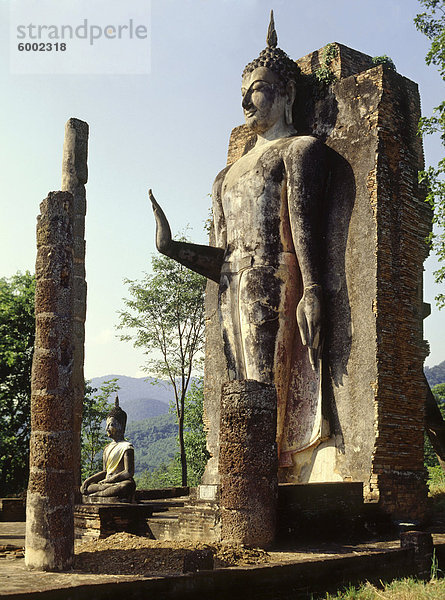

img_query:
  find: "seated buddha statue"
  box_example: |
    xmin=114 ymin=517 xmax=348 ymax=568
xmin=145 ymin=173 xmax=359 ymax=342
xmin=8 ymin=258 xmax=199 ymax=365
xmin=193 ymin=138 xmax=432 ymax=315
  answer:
xmin=80 ymin=396 xmax=136 ymax=502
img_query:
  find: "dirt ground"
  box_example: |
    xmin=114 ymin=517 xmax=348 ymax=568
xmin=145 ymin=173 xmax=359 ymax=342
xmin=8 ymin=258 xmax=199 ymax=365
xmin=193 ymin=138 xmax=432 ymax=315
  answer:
xmin=74 ymin=532 xmax=271 ymax=576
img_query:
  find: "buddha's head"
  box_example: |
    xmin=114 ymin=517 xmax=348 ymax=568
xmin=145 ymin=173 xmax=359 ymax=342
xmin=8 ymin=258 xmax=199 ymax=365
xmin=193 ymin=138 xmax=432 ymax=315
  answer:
xmin=241 ymin=11 xmax=302 ymax=134
xmin=106 ymin=396 xmax=127 ymax=440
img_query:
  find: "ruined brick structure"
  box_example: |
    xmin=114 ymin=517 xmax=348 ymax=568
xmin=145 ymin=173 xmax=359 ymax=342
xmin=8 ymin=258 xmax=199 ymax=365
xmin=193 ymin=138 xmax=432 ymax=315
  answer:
xmin=203 ymin=43 xmax=431 ymax=522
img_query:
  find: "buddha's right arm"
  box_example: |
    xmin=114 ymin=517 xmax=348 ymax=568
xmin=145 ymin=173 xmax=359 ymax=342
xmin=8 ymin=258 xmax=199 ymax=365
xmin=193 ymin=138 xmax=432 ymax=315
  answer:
xmin=80 ymin=470 xmax=106 ymax=492
xmin=149 ymin=189 xmax=225 ymax=283
xmin=86 ymin=470 xmax=106 ymax=483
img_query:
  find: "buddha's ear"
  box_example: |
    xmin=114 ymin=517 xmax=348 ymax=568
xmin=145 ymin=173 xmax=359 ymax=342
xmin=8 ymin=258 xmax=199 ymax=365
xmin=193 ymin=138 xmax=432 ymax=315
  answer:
xmin=285 ymin=80 xmax=296 ymax=126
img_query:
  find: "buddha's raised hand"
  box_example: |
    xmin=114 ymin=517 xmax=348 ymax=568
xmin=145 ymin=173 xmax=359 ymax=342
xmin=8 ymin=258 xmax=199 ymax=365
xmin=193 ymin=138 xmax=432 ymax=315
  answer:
xmin=149 ymin=189 xmax=172 ymax=253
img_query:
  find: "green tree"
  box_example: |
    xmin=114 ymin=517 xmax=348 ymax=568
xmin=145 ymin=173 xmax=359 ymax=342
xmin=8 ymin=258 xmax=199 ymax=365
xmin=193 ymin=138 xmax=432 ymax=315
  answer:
xmin=117 ymin=251 xmax=206 ymax=486
xmin=0 ymin=271 xmax=35 ymax=496
xmin=81 ymin=379 xmax=120 ymax=481
xmin=135 ymin=380 xmax=210 ymax=489
xmin=425 ymin=382 xmax=445 ymax=467
xmin=135 ymin=460 xmax=182 ymax=490
xmin=182 ymin=379 xmax=209 ymax=486
xmin=415 ymin=0 xmax=445 ymax=307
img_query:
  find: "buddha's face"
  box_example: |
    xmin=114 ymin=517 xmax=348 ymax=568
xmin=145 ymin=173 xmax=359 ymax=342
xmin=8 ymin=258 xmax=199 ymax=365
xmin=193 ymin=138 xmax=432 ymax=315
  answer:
xmin=106 ymin=416 xmax=123 ymax=440
xmin=241 ymin=67 xmax=287 ymax=134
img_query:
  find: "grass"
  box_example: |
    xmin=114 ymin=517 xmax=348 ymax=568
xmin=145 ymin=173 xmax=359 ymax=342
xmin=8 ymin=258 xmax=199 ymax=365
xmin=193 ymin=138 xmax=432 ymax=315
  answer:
xmin=319 ymin=578 xmax=445 ymax=599
xmin=427 ymin=465 xmax=445 ymax=526
xmin=427 ymin=465 xmax=445 ymax=496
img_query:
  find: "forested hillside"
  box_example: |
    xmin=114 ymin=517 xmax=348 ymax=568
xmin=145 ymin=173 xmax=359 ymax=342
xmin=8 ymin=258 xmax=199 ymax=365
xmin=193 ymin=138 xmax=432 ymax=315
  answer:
xmin=126 ymin=413 xmax=178 ymax=475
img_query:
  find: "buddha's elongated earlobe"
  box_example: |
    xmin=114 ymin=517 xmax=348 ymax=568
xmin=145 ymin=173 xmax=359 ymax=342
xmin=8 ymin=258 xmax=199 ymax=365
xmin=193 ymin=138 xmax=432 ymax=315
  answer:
xmin=285 ymin=80 xmax=296 ymax=126
xmin=285 ymin=102 xmax=293 ymax=125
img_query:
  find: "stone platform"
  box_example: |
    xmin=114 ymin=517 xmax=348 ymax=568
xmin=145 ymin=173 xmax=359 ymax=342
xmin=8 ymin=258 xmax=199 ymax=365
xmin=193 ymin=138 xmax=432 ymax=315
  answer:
xmin=75 ymin=496 xmax=221 ymax=543
xmin=277 ymin=481 xmax=370 ymax=541
xmin=74 ymin=483 xmax=392 ymax=545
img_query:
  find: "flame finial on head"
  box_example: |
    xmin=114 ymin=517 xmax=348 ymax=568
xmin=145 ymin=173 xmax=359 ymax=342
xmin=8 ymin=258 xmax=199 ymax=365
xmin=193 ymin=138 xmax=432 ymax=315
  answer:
xmin=242 ymin=10 xmax=301 ymax=88
xmin=267 ymin=10 xmax=277 ymax=49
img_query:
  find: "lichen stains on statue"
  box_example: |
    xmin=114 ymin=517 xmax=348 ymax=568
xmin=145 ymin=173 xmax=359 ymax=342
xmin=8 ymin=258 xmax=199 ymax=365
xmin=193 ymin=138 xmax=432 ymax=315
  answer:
xmin=149 ymin=11 xmax=329 ymax=475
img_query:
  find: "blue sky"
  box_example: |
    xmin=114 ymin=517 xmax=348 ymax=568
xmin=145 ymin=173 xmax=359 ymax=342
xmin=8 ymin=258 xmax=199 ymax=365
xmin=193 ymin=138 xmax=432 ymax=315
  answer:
xmin=0 ymin=0 xmax=444 ymax=378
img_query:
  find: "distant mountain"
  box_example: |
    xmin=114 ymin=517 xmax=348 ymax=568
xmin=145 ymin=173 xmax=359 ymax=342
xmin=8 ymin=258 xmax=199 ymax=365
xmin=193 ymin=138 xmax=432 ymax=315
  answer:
xmin=90 ymin=375 xmax=173 ymax=423
xmin=425 ymin=361 xmax=445 ymax=389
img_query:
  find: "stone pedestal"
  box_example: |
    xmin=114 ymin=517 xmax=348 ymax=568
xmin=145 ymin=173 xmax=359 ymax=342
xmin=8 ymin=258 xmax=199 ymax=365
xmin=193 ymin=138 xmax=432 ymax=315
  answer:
xmin=219 ymin=380 xmax=278 ymax=547
xmin=400 ymin=531 xmax=434 ymax=579
xmin=75 ymin=504 xmax=154 ymax=541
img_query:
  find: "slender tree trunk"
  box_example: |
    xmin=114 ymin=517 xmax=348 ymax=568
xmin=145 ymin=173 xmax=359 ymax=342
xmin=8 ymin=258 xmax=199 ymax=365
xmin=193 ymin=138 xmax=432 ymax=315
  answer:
xmin=0 ymin=457 xmax=9 ymax=493
xmin=178 ymin=404 xmax=187 ymax=486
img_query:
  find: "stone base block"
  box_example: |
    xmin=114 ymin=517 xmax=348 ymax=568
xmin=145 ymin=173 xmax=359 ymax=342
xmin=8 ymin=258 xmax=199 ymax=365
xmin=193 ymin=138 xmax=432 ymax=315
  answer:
xmin=400 ymin=530 xmax=434 ymax=579
xmin=74 ymin=504 xmax=155 ymax=541
xmin=277 ymin=482 xmax=365 ymax=542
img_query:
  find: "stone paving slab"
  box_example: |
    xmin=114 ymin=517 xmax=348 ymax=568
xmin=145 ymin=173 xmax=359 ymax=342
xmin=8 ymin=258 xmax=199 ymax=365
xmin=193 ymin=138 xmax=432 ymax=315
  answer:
xmin=1 ymin=521 xmax=445 ymax=600
xmin=0 ymin=546 xmax=418 ymax=600
xmin=1 ymin=560 xmax=146 ymax=598
xmin=0 ymin=549 xmax=395 ymax=599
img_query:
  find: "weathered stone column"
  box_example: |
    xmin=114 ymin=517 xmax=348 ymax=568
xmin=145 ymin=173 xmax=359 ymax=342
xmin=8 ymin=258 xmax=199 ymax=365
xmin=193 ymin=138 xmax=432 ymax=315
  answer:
xmin=219 ymin=380 xmax=278 ymax=547
xmin=61 ymin=118 xmax=88 ymax=494
xmin=25 ymin=191 xmax=75 ymax=570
